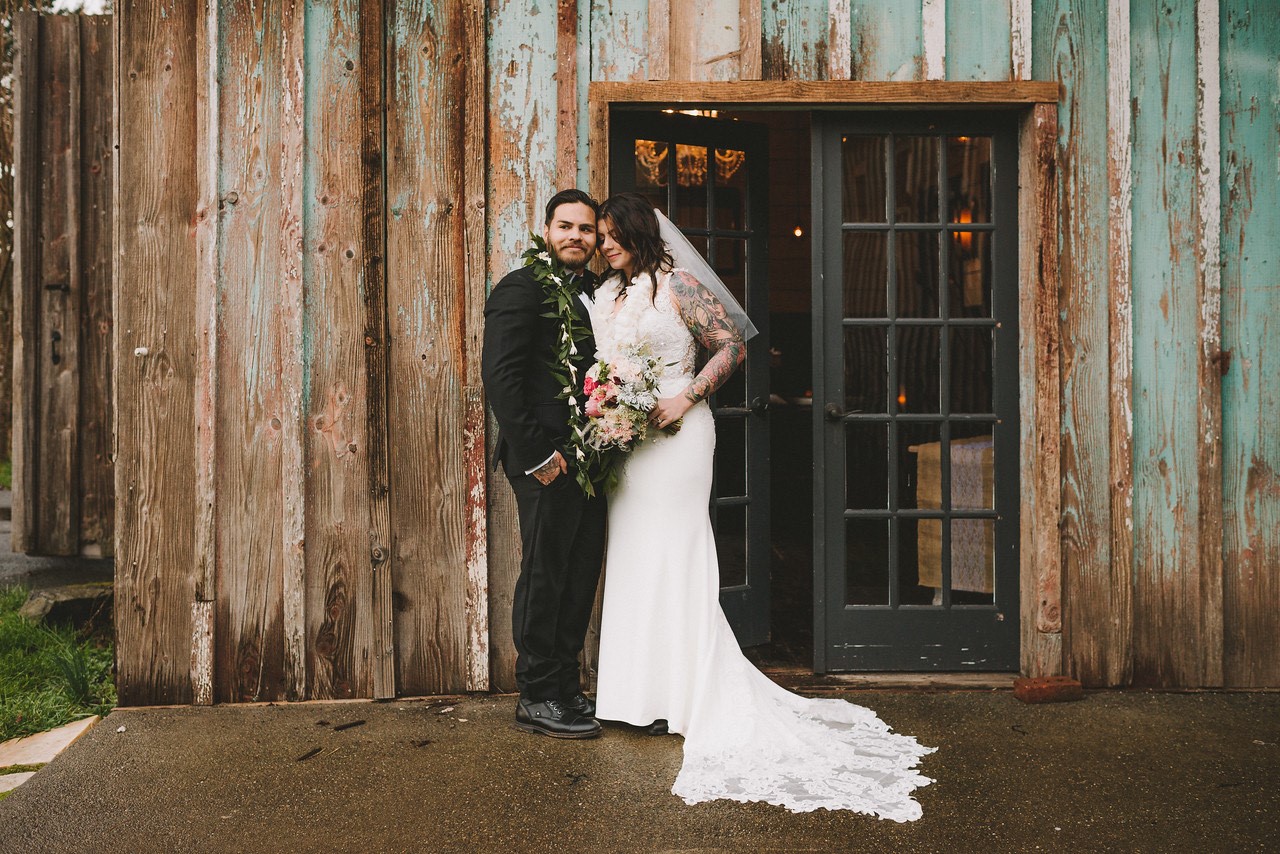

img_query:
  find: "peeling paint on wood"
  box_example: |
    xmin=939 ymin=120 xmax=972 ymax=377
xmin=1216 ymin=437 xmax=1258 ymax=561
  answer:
xmin=1036 ymin=0 xmax=1122 ymax=687
xmin=922 ymin=0 xmax=945 ymax=80
xmin=827 ymin=0 xmax=851 ymax=80
xmin=1105 ymin=0 xmax=1135 ymax=688
xmin=1220 ymin=0 xmax=1280 ymax=687
xmin=278 ymin=0 xmax=307 ymax=701
xmin=1018 ymin=103 xmax=1064 ymax=676
xmin=647 ymin=0 xmax=669 ymax=80
xmin=850 ymin=0 xmax=922 ymax=81
xmin=1193 ymin=0 xmax=1224 ymax=689
xmin=762 ymin=0 xmax=828 ymax=80
xmin=1010 ymin=0 xmax=1032 ymax=79
xmin=1130 ymin=0 xmax=1203 ymax=687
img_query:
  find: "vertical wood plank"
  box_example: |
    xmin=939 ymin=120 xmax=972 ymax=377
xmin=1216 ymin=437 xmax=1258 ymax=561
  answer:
xmin=215 ymin=0 xmax=286 ymax=703
xmin=850 ymin=0 xmax=922 ymax=81
xmin=278 ymin=0 xmax=307 ymax=701
xmin=77 ymin=16 xmax=115 ymax=558
xmin=300 ymin=0 xmax=380 ymax=701
xmin=827 ymin=0 xmax=851 ymax=80
xmin=12 ymin=12 xmax=39 ymax=555
xmin=1221 ymin=0 xmax=1280 ymax=688
xmin=192 ymin=0 xmax=220 ymax=704
xmin=739 ymin=0 xmax=762 ymax=79
xmin=1034 ymin=0 xmax=1120 ymax=686
xmin=1105 ymin=0 xmax=1135 ymax=689
xmin=1193 ymin=0 xmax=1223 ymax=689
xmin=1018 ymin=102 xmax=1063 ymax=677
xmin=922 ymin=0 xmax=946 ymax=80
xmin=946 ymin=0 xmax=1010 ymax=81
xmin=647 ymin=0 xmax=669 ymax=81
xmin=557 ymin=0 xmax=580 ymax=185
xmin=762 ymin=0 xmax=829 ymax=80
xmin=671 ymin=2 xmax=740 ymax=81
xmin=1010 ymin=0 xmax=1032 ymax=79
xmin=487 ymin=0 xmax=561 ymax=693
xmin=37 ymin=16 xmax=79 ymax=556
xmin=114 ymin=0 xmax=199 ymax=705
xmin=1130 ymin=0 xmax=1202 ymax=687
xmin=387 ymin=0 xmax=470 ymax=695
xmin=362 ymin=0 xmax=397 ymax=701
xmin=591 ymin=0 xmax=650 ymax=82
xmin=461 ymin=0 xmax=490 ymax=693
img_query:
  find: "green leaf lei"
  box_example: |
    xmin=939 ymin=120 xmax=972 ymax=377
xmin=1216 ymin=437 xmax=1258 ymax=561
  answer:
xmin=520 ymin=234 xmax=605 ymax=497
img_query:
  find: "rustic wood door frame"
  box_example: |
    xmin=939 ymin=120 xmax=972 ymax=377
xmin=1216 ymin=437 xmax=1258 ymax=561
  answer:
xmin=587 ymin=81 xmax=1064 ymax=677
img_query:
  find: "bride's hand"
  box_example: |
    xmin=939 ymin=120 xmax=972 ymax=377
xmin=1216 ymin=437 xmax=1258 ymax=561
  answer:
xmin=649 ymin=392 xmax=694 ymax=430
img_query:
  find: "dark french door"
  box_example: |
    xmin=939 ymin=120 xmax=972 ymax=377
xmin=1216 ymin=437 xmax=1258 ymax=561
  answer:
xmin=812 ymin=112 xmax=1020 ymax=671
xmin=610 ymin=110 xmax=772 ymax=646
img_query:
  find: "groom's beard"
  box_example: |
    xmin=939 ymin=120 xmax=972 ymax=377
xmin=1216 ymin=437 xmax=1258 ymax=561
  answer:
xmin=552 ymin=243 xmax=592 ymax=272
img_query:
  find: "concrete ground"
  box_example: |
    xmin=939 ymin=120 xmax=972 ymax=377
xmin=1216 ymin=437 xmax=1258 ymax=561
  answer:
xmin=0 ymin=691 xmax=1275 ymax=853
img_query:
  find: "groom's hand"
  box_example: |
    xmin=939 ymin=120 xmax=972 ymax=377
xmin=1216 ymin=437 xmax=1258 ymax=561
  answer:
xmin=532 ymin=451 xmax=568 ymax=485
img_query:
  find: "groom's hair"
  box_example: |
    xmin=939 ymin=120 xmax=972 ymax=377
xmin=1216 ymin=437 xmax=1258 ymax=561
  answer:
xmin=545 ymin=188 xmax=600 ymax=224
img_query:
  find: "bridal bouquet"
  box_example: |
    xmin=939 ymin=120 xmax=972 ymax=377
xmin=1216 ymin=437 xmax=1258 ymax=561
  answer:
xmin=575 ymin=343 xmax=680 ymax=493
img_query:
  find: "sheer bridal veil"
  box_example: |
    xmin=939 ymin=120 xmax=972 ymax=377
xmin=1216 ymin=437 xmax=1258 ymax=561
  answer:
xmin=655 ymin=209 xmax=759 ymax=341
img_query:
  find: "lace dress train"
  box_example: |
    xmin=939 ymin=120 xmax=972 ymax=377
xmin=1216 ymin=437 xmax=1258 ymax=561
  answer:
xmin=591 ymin=270 xmax=935 ymax=821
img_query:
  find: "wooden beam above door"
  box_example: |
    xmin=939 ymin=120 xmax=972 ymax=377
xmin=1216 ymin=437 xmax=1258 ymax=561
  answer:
xmin=590 ymin=80 xmax=1060 ymax=106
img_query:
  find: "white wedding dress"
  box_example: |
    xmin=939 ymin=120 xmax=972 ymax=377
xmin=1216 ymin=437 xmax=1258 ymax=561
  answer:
xmin=591 ymin=270 xmax=935 ymax=821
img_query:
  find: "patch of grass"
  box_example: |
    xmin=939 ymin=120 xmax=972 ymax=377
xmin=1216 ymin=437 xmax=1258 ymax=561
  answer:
xmin=0 ymin=586 xmax=116 ymax=743
xmin=0 ymin=459 xmax=10 ymax=490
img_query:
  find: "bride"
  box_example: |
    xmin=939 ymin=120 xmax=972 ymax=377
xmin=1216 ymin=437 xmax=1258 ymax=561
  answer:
xmin=589 ymin=193 xmax=935 ymax=821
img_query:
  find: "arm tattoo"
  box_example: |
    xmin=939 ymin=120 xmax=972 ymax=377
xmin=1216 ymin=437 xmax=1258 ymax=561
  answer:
xmin=668 ymin=270 xmax=746 ymax=402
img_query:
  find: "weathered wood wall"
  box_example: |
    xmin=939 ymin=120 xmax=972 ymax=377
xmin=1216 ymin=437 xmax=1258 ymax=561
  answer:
xmin=109 ymin=0 xmax=1277 ymax=703
xmin=12 ymin=12 xmax=113 ymax=559
xmin=115 ymin=0 xmax=486 ymax=705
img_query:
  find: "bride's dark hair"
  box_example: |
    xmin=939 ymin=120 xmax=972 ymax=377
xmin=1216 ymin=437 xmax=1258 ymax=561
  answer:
xmin=598 ymin=193 xmax=673 ymax=300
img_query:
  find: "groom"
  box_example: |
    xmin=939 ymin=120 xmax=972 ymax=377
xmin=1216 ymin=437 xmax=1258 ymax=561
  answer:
xmin=481 ymin=189 xmax=607 ymax=739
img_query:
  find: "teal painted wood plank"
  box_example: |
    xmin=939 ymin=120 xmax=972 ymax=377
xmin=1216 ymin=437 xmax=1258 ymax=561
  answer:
xmin=762 ymin=0 xmax=829 ymax=80
xmin=487 ymin=0 xmax=563 ymax=693
xmin=851 ymin=0 xmax=922 ymax=80
xmin=1032 ymin=0 xmax=1122 ymax=685
xmin=1129 ymin=0 xmax=1202 ymax=687
xmin=947 ymin=0 xmax=1011 ymax=81
xmin=489 ymin=0 xmax=560 ymax=276
xmin=1221 ymin=0 xmax=1280 ymax=686
xmin=589 ymin=0 xmax=648 ymax=82
xmin=582 ymin=0 xmax=649 ymax=187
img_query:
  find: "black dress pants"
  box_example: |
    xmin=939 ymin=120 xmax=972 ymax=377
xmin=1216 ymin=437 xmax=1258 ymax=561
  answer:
xmin=507 ymin=469 xmax=607 ymax=702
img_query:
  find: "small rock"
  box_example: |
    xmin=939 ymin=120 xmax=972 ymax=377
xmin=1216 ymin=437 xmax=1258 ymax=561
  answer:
xmin=116 ymin=726 xmax=126 ymax=733
xmin=19 ymin=583 xmax=114 ymax=632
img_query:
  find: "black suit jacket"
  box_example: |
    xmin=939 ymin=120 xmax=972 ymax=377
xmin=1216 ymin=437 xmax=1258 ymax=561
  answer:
xmin=481 ymin=265 xmax=597 ymax=476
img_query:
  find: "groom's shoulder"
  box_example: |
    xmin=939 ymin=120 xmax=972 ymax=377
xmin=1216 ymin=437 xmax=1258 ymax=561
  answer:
xmin=485 ymin=266 xmax=540 ymax=311
xmin=494 ymin=265 xmax=538 ymax=291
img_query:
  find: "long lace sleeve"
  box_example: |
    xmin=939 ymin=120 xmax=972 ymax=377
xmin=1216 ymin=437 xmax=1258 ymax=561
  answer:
xmin=667 ymin=269 xmax=746 ymax=402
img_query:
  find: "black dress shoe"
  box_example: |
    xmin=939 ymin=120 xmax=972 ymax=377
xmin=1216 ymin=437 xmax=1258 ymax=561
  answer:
xmin=565 ymin=692 xmax=596 ymax=718
xmin=646 ymin=719 xmax=669 ymax=736
xmin=515 ymin=698 xmax=602 ymax=739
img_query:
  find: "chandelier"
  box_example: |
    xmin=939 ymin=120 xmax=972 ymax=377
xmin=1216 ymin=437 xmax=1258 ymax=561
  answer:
xmin=635 ymin=140 xmax=747 ymax=188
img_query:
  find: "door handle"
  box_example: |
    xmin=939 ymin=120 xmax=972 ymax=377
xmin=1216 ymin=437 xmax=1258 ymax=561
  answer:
xmin=824 ymin=403 xmax=847 ymax=422
xmin=750 ymin=396 xmax=770 ymax=416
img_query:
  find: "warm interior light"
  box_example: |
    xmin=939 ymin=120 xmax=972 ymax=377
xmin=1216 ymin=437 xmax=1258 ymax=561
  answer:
xmin=793 ymin=225 xmax=804 ymax=238
xmin=897 ymin=385 xmax=908 ymax=407
xmin=956 ymin=207 xmax=973 ymax=251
